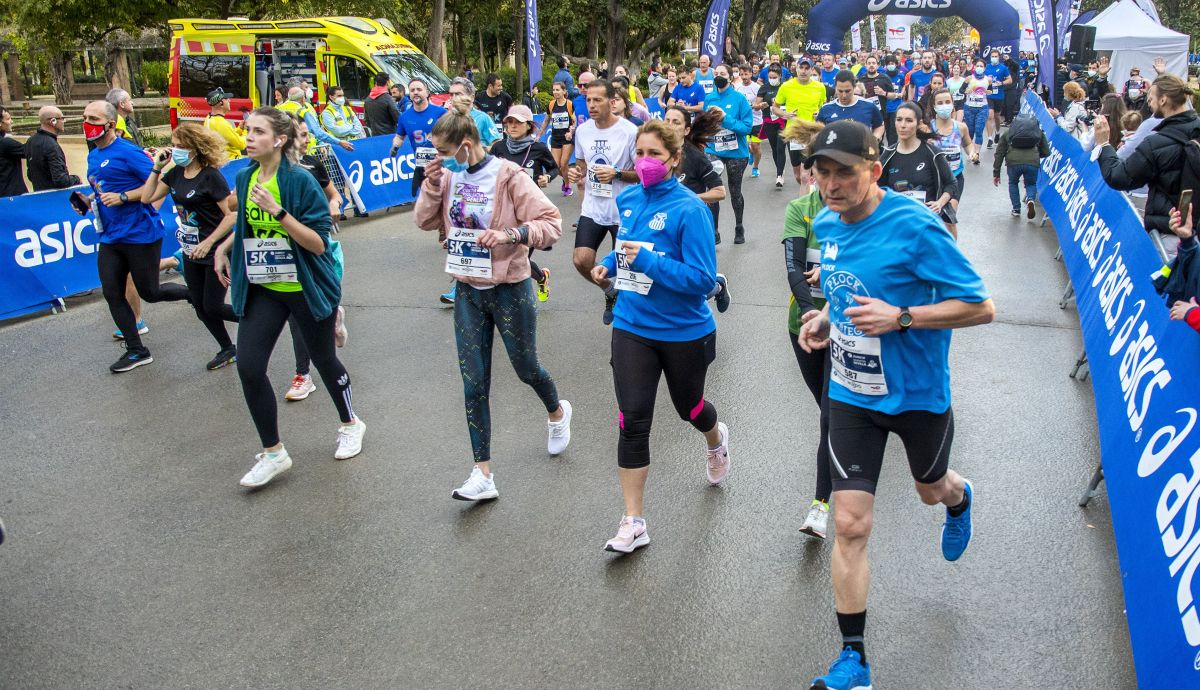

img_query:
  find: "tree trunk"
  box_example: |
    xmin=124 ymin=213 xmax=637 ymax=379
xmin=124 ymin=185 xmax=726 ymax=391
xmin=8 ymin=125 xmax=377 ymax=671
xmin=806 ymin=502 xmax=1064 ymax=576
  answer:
xmin=0 ymin=56 xmax=10 ymax=104
xmin=557 ymin=28 xmax=566 ymax=57
xmin=605 ymin=0 xmax=625 ymax=70
xmin=496 ymin=31 xmax=504 ymax=72
xmin=478 ymin=27 xmax=486 ymax=72
xmin=587 ymin=17 xmax=599 ymax=61
xmin=104 ymin=43 xmax=130 ymax=92
xmin=453 ymin=14 xmax=465 ymax=72
xmin=50 ymin=51 xmax=73 ymax=106
xmin=426 ymin=0 xmax=446 ymax=66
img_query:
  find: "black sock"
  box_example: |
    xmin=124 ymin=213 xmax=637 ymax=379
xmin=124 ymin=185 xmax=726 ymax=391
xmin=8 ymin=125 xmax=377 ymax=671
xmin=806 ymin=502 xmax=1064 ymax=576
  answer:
xmin=947 ymin=488 xmax=971 ymax=516
xmin=836 ymin=610 xmax=867 ymax=664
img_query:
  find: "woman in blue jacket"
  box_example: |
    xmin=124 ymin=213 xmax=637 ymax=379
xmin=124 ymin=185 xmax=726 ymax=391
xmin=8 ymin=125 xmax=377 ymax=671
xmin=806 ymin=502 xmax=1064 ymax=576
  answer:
xmin=215 ymin=107 xmax=365 ymax=489
xmin=589 ymin=120 xmax=732 ymax=554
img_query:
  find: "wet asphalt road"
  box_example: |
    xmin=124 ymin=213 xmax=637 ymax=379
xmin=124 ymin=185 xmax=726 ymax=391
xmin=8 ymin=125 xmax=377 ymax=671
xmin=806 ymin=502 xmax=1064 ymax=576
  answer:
xmin=0 ymin=145 xmax=1135 ymax=689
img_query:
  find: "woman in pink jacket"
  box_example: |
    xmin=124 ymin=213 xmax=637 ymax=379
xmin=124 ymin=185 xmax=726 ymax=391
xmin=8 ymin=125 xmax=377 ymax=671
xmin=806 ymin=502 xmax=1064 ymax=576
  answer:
xmin=416 ymin=96 xmax=573 ymax=502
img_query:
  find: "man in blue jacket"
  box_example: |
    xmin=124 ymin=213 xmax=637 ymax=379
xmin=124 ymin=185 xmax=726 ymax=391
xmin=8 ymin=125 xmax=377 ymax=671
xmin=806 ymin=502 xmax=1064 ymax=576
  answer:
xmin=704 ymin=63 xmax=754 ymax=245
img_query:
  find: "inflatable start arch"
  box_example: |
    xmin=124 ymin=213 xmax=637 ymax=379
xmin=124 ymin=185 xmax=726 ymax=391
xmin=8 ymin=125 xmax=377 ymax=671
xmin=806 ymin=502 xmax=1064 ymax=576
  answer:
xmin=803 ymin=0 xmax=1021 ymax=57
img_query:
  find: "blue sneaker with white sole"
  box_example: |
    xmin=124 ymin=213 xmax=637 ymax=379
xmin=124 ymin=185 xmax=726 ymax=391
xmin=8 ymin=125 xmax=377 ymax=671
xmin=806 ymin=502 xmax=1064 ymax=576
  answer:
xmin=811 ymin=648 xmax=872 ymax=690
xmin=941 ymin=479 xmax=974 ymax=561
xmin=113 ymin=320 xmax=149 ymax=340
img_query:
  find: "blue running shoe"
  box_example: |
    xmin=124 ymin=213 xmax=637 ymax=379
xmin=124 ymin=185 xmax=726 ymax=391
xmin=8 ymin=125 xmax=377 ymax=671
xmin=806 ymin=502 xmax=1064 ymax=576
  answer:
xmin=751 ymin=167 xmax=760 ymax=178
xmin=941 ymin=479 xmax=974 ymax=561
xmin=440 ymin=284 xmax=456 ymax=305
xmin=811 ymin=648 xmax=872 ymax=690
xmin=113 ymin=320 xmax=149 ymax=340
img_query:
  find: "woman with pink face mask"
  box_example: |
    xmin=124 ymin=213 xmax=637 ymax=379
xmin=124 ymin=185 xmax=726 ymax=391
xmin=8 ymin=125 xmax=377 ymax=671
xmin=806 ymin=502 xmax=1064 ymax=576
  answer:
xmin=588 ymin=120 xmax=733 ymax=555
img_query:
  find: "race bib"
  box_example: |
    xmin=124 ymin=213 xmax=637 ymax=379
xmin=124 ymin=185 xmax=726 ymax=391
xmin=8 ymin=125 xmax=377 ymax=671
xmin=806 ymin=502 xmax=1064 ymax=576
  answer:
xmin=701 ymin=82 xmax=715 ymax=94
xmin=414 ymin=147 xmax=437 ymax=168
xmin=551 ymin=111 xmax=569 ymax=130
xmin=244 ymin=237 xmax=298 ymax=284
xmin=445 ymin=226 xmax=492 ymax=279
xmin=614 ymin=241 xmax=655 ymax=294
xmin=901 ymin=189 xmax=925 ymax=202
xmin=176 ymin=223 xmax=200 ymax=255
xmin=713 ymin=128 xmax=738 ymax=152
xmin=588 ymin=164 xmax=613 ymax=198
xmin=805 ymin=247 xmax=822 ymax=299
xmin=830 ymin=326 xmax=888 ymax=396
xmin=788 ymin=140 xmax=806 ymax=152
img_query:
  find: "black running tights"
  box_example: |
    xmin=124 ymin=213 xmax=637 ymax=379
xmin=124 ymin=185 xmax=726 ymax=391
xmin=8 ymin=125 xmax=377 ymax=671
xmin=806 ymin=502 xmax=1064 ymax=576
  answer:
xmin=98 ymin=240 xmax=190 ymax=350
xmin=612 ymin=328 xmax=717 ymax=469
xmin=182 ymin=259 xmax=237 ymax=350
xmin=237 ymin=285 xmax=354 ymax=448
xmin=790 ymin=333 xmax=833 ymax=502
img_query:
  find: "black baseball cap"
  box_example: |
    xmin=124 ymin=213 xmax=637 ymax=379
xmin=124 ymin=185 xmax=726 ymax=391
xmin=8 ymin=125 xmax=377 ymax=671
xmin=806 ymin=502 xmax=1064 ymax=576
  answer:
xmin=804 ymin=120 xmax=879 ymax=167
xmin=206 ymin=87 xmax=234 ymax=105
xmin=796 ymin=56 xmax=813 ymax=67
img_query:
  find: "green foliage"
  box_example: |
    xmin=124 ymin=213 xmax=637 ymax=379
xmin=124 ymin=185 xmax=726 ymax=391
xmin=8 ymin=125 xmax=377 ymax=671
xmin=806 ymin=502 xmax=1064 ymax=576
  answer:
xmin=141 ymin=60 xmax=169 ymax=94
xmin=72 ymin=72 xmax=105 ymax=84
xmin=765 ymin=42 xmax=782 ymax=58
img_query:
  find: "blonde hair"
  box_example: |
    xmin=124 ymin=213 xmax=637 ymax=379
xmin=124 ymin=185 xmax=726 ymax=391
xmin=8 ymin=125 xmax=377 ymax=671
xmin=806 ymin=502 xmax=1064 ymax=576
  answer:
xmin=782 ymin=119 xmax=825 ymax=147
xmin=1063 ymin=81 xmax=1086 ymax=102
xmin=248 ymin=106 xmax=302 ymax=163
xmin=172 ymin=122 xmax=228 ymax=169
xmin=431 ymin=95 xmax=481 ymax=146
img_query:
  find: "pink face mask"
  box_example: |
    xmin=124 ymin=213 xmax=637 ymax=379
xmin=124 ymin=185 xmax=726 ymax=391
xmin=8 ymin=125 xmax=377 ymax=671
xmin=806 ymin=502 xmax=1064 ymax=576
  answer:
xmin=634 ymin=156 xmax=669 ymax=187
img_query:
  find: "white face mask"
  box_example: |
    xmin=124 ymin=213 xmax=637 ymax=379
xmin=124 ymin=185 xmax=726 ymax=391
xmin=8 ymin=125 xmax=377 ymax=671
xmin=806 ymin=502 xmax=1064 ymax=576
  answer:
xmin=305 ymin=87 xmax=314 ymax=100
xmin=769 ymin=77 xmax=780 ymax=86
xmin=1129 ymin=88 xmax=1143 ymax=99
xmin=990 ymin=57 xmax=999 ymax=65
xmin=334 ymin=97 xmax=346 ymax=106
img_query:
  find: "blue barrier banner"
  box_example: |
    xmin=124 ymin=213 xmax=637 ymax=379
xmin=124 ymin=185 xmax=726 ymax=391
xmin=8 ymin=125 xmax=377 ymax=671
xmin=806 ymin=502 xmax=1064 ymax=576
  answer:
xmin=332 ymin=134 xmax=419 ymax=212
xmin=0 ymin=158 xmax=250 ymax=321
xmin=1024 ymin=90 xmax=1200 ymax=689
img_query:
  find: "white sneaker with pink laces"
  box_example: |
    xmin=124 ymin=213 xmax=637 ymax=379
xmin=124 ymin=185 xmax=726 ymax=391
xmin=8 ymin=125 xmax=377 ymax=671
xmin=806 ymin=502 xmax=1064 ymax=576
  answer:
xmin=706 ymin=422 xmax=731 ymax=485
xmin=284 ymin=374 xmax=316 ymax=401
xmin=604 ymin=516 xmax=649 ymax=553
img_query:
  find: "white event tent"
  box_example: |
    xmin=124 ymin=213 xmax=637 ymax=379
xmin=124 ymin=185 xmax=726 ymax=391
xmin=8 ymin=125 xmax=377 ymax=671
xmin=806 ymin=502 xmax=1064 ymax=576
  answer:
xmin=1082 ymin=0 xmax=1188 ymax=84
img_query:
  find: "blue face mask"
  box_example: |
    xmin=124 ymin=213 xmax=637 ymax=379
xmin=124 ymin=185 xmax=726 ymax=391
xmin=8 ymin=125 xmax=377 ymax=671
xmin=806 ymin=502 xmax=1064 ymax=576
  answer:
xmin=442 ymin=143 xmax=468 ymax=173
xmin=171 ymin=148 xmax=193 ymax=167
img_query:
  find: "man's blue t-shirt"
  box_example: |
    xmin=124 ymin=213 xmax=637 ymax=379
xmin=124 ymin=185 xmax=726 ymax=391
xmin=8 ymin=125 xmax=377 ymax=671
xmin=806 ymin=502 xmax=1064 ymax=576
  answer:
xmin=670 ymin=82 xmax=707 ymax=107
xmin=985 ymin=63 xmax=1011 ymax=100
xmin=906 ymin=68 xmax=937 ymax=101
xmin=814 ymin=189 xmax=989 ymax=414
xmin=86 ymin=137 xmax=162 ymax=244
xmin=395 ymin=103 xmax=447 ymax=150
xmin=695 ymin=68 xmax=716 ymax=95
xmin=820 ymin=68 xmax=840 ymax=87
xmin=758 ymin=66 xmax=792 ymax=83
xmin=886 ymin=70 xmax=906 ymax=113
xmin=573 ymin=94 xmax=590 ymax=124
xmin=816 ymin=98 xmax=883 ymax=129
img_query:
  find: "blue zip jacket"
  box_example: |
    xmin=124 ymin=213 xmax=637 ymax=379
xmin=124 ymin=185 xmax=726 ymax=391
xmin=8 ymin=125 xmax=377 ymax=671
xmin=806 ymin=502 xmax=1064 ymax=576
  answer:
xmin=704 ymin=86 xmax=754 ymax=159
xmin=229 ymin=157 xmax=340 ymax=320
xmin=600 ymin=176 xmax=717 ymax=341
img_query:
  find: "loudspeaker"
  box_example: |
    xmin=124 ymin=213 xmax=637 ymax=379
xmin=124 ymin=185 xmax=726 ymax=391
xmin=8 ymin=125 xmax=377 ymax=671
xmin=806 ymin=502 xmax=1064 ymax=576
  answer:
xmin=1067 ymin=25 xmax=1096 ymax=65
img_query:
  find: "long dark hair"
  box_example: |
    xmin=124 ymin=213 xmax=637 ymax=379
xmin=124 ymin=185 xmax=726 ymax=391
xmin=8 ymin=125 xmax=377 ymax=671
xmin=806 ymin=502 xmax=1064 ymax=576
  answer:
xmin=667 ymin=105 xmax=723 ymax=149
xmin=896 ymin=101 xmax=934 ymax=143
xmin=1099 ymin=93 xmax=1127 ymax=148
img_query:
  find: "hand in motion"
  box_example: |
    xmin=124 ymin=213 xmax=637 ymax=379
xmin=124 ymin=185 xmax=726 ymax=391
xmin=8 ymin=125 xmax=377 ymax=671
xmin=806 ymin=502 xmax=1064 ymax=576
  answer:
xmin=215 ymin=251 xmax=231 ymax=288
xmin=620 ymin=241 xmax=643 ymax=264
xmin=1171 ymin=297 xmax=1198 ymax=321
xmin=423 ymin=157 xmax=445 ymax=188
xmin=249 ymin=183 xmax=282 ymax=215
xmin=190 ymin=239 xmax=213 ymax=260
xmin=1092 ymin=117 xmax=1110 ymax=147
xmin=475 ymin=228 xmax=511 ymax=248
xmin=589 ymin=264 xmax=611 ymax=288
xmin=797 ymin=310 xmax=830 ymax=353
xmin=844 ymin=295 xmax=902 ymax=336
xmin=804 ymin=265 xmax=820 ymax=287
xmin=99 ymin=191 xmax=125 ymax=207
xmin=993 ymin=177 xmax=1001 ymax=187
xmin=567 ymin=164 xmax=584 ymax=184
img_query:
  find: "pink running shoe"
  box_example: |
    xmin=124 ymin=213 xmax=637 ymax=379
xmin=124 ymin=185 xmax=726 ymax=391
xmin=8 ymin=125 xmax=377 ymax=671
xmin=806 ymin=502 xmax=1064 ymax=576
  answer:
xmin=604 ymin=516 xmax=649 ymax=553
xmin=706 ymin=422 xmax=731 ymax=485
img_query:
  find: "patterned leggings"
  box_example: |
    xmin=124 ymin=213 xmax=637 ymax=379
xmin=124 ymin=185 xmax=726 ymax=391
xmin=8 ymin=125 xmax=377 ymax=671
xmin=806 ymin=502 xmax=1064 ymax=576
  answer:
xmin=454 ymin=280 xmax=560 ymax=462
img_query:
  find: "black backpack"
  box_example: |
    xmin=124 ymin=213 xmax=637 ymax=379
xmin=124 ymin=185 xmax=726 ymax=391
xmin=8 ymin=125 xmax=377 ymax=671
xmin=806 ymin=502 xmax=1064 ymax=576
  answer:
xmin=1009 ymin=114 xmax=1042 ymax=149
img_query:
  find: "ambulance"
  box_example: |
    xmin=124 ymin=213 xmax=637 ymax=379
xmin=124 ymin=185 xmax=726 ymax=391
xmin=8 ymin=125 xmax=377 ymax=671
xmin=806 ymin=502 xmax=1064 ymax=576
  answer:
xmin=167 ymin=16 xmax=451 ymax=128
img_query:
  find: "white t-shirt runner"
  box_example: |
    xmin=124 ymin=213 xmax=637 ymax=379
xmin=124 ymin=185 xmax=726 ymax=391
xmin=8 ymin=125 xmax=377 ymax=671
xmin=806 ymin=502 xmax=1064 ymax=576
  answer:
xmin=574 ymin=117 xmax=639 ymax=226
xmin=734 ymin=81 xmax=762 ymax=127
xmin=445 ymin=156 xmax=501 ymax=280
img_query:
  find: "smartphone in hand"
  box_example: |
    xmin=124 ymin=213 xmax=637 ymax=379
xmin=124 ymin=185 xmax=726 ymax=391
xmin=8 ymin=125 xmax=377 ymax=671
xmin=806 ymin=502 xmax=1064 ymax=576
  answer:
xmin=70 ymin=191 xmax=90 ymax=215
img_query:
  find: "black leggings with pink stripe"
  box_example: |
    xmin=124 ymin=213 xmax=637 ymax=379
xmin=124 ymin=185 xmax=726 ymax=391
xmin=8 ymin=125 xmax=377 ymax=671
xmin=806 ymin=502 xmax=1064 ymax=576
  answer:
xmin=611 ymin=328 xmax=718 ymax=469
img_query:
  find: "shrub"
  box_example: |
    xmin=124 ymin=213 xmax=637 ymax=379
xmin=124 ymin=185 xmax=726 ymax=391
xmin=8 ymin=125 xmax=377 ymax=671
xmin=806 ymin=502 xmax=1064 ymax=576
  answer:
xmin=141 ymin=61 xmax=169 ymax=95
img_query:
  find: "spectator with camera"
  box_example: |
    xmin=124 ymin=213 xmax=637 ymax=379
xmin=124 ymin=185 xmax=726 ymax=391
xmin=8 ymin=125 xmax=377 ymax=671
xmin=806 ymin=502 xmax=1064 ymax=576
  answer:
xmin=1093 ymin=74 xmax=1200 ymax=258
xmin=1050 ymin=81 xmax=1091 ymax=144
xmin=1166 ymin=204 xmax=1200 ymax=331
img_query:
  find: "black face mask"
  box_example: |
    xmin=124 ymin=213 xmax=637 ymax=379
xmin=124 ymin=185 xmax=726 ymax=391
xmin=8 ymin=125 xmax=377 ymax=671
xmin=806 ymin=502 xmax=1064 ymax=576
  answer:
xmin=714 ymin=76 xmax=729 ymax=90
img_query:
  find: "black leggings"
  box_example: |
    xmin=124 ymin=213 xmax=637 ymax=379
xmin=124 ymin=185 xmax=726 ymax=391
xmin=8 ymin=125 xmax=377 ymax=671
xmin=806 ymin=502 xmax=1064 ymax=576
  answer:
xmin=708 ymin=156 xmax=748 ymax=230
xmin=790 ymin=333 xmax=833 ymax=502
xmin=611 ymin=328 xmax=718 ymax=469
xmin=237 ymin=285 xmax=354 ymax=448
xmin=884 ymin=111 xmax=898 ymax=147
xmin=182 ymin=259 xmax=238 ymax=350
xmin=98 ymin=240 xmax=190 ymax=350
xmin=827 ymin=398 xmax=954 ymax=495
xmin=760 ymin=121 xmax=786 ymax=177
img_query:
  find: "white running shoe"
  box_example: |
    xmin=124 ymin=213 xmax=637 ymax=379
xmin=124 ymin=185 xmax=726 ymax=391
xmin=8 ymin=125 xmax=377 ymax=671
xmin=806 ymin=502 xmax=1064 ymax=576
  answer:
xmin=705 ymin=422 xmax=731 ymax=485
xmin=239 ymin=449 xmax=293 ymax=488
xmin=800 ymin=500 xmax=830 ymax=540
xmin=604 ymin=516 xmax=650 ymax=553
xmin=547 ymin=400 xmax=573 ymax=456
xmin=335 ymin=306 xmax=348 ymax=347
xmin=284 ymin=374 xmax=316 ymax=401
xmin=334 ymin=418 xmax=366 ymax=460
xmin=452 ymin=466 xmax=498 ymax=501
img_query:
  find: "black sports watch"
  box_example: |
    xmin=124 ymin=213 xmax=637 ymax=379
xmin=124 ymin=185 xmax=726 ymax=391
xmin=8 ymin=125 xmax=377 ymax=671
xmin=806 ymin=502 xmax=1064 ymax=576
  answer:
xmin=119 ymin=192 xmax=129 ymax=203
xmin=898 ymin=307 xmax=913 ymax=332
xmin=273 ymin=208 xmax=289 ymax=222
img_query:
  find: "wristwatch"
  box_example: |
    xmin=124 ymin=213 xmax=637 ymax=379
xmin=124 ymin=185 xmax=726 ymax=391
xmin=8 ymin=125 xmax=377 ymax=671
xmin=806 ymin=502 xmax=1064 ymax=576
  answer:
xmin=898 ymin=307 xmax=913 ymax=332
xmin=119 ymin=192 xmax=128 ymax=203
xmin=273 ymin=208 xmax=289 ymax=222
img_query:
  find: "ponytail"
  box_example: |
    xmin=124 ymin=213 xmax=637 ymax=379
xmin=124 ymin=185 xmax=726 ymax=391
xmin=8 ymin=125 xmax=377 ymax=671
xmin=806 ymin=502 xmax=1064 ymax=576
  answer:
xmin=250 ymin=106 xmax=302 ymax=163
xmin=680 ymin=106 xmax=724 ymax=149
